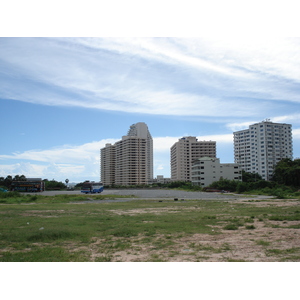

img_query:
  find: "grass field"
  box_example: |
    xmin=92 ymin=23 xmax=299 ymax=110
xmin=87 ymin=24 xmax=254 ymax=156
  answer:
xmin=1 ymin=192 xmax=300 ymax=261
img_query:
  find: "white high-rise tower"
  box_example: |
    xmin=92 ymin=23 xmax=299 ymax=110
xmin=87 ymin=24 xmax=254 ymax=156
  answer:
xmin=234 ymin=120 xmax=293 ymax=180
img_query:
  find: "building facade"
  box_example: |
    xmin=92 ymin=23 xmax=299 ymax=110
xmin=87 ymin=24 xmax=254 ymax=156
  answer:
xmin=233 ymin=120 xmax=293 ymax=180
xmin=100 ymin=143 xmax=116 ymax=186
xmin=191 ymin=157 xmax=241 ymax=187
xmin=170 ymin=137 xmax=216 ymax=181
xmin=127 ymin=122 xmax=153 ymax=181
xmin=100 ymin=122 xmax=153 ymax=186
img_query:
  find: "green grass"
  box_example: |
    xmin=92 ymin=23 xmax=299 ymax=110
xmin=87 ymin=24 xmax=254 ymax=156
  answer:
xmin=223 ymin=224 xmax=239 ymax=230
xmin=0 ymin=192 xmax=135 ymax=204
xmin=1 ymin=193 xmax=300 ymax=261
xmin=245 ymin=225 xmax=256 ymax=230
xmin=265 ymin=247 xmax=300 ymax=260
xmin=255 ymin=240 xmax=271 ymax=246
xmin=0 ymin=246 xmax=88 ymax=262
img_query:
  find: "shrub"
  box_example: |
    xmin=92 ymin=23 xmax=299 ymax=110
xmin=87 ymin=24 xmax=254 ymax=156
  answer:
xmin=0 ymin=191 xmax=21 ymax=198
xmin=245 ymin=225 xmax=256 ymax=230
xmin=208 ymin=179 xmax=238 ymax=192
xmin=223 ymin=224 xmax=239 ymax=230
xmin=236 ymin=182 xmax=248 ymax=193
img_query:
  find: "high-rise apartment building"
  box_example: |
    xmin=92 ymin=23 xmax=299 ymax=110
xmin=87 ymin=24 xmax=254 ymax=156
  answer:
xmin=127 ymin=122 xmax=153 ymax=181
xmin=170 ymin=136 xmax=216 ymax=181
xmin=234 ymin=120 xmax=293 ymax=180
xmin=100 ymin=122 xmax=153 ymax=186
xmin=100 ymin=143 xmax=116 ymax=185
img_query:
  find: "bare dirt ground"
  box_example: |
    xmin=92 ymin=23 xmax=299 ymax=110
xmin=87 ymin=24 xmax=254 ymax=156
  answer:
xmin=11 ymin=191 xmax=300 ymax=261
xmin=70 ymin=223 xmax=300 ymax=262
xmin=68 ymin=198 xmax=300 ymax=262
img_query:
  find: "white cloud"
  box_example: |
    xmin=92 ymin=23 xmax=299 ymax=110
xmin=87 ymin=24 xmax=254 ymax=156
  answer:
xmin=0 ymin=134 xmax=235 ymax=181
xmin=75 ymin=37 xmax=300 ymax=102
xmin=226 ymin=121 xmax=259 ymax=132
xmin=1 ymin=37 xmax=300 ymax=119
xmin=226 ymin=114 xmax=300 ymax=132
xmin=153 ymin=137 xmax=180 ymax=152
xmin=0 ymin=139 xmax=118 ymax=164
xmin=197 ymin=134 xmax=233 ymax=143
xmin=272 ymin=114 xmax=300 ymax=125
xmin=0 ymin=163 xmax=48 ymax=178
xmin=293 ymin=128 xmax=300 ymax=139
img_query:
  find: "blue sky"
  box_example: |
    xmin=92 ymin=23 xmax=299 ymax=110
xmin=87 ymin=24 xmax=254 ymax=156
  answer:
xmin=1 ymin=37 xmax=300 ymax=183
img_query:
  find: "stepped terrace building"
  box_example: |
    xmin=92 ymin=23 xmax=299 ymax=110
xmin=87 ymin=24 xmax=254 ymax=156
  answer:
xmin=170 ymin=136 xmax=216 ymax=181
xmin=101 ymin=122 xmax=153 ymax=186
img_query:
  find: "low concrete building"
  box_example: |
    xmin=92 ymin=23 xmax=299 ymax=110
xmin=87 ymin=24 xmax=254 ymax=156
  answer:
xmin=149 ymin=175 xmax=172 ymax=185
xmin=191 ymin=157 xmax=242 ymax=187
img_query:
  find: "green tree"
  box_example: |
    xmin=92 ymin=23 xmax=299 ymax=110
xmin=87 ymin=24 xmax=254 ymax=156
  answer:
xmin=272 ymin=158 xmax=300 ymax=187
xmin=207 ymin=178 xmax=239 ymax=192
xmin=44 ymin=179 xmax=66 ymax=190
xmin=13 ymin=175 xmax=26 ymax=181
xmin=241 ymin=171 xmax=262 ymax=182
xmin=0 ymin=175 xmax=26 ymax=189
xmin=3 ymin=176 xmax=13 ymax=188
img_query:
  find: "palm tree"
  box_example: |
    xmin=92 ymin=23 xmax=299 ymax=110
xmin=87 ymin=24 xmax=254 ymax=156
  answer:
xmin=65 ymin=179 xmax=69 ymax=188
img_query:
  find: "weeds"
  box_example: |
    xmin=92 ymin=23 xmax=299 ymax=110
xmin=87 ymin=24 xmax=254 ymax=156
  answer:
xmin=223 ymin=224 xmax=239 ymax=230
xmin=1 ymin=194 xmax=300 ymax=261
xmin=255 ymin=240 xmax=271 ymax=247
xmin=245 ymin=225 xmax=256 ymax=230
xmin=0 ymin=247 xmax=88 ymax=262
xmin=265 ymin=247 xmax=300 ymax=257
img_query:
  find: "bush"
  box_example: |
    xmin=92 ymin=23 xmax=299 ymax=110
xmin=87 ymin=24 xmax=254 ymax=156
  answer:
xmin=236 ymin=182 xmax=248 ymax=193
xmin=245 ymin=225 xmax=256 ymax=230
xmin=0 ymin=191 xmax=21 ymax=198
xmin=208 ymin=179 xmax=238 ymax=192
xmin=223 ymin=224 xmax=239 ymax=230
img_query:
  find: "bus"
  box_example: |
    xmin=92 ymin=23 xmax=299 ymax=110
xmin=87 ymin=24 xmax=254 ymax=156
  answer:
xmin=11 ymin=179 xmax=45 ymax=192
xmin=81 ymin=182 xmax=104 ymax=194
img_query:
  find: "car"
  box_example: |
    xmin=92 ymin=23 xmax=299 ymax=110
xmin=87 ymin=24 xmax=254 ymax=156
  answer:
xmin=0 ymin=187 xmax=8 ymax=192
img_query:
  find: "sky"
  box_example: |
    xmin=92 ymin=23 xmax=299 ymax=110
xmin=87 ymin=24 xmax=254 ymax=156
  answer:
xmin=1 ymin=37 xmax=300 ymax=183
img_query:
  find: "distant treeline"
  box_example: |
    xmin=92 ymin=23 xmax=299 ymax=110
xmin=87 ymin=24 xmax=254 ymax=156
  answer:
xmin=1 ymin=158 xmax=299 ymax=195
xmin=0 ymin=176 xmax=67 ymax=191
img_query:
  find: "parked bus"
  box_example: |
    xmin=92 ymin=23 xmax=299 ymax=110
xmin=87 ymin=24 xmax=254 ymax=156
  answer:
xmin=11 ymin=179 xmax=45 ymax=192
xmin=81 ymin=182 xmax=104 ymax=194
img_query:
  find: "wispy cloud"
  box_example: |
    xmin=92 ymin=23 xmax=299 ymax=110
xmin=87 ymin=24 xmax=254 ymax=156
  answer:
xmin=226 ymin=113 xmax=300 ymax=132
xmin=1 ymin=37 xmax=300 ymax=119
xmin=0 ymin=139 xmax=119 ymax=164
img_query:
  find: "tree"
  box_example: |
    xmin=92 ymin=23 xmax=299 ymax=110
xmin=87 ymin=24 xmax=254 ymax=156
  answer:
xmin=272 ymin=158 xmax=300 ymax=187
xmin=241 ymin=171 xmax=262 ymax=182
xmin=3 ymin=176 xmax=13 ymax=188
xmin=44 ymin=179 xmax=66 ymax=190
xmin=13 ymin=175 xmax=26 ymax=181
xmin=0 ymin=175 xmax=27 ymax=189
xmin=207 ymin=178 xmax=239 ymax=192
